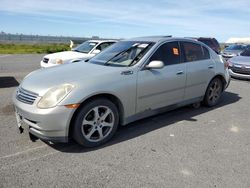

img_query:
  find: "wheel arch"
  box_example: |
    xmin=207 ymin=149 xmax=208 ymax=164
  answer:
xmin=68 ymin=93 xmax=125 ymax=138
xmin=209 ymin=74 xmax=227 ymax=90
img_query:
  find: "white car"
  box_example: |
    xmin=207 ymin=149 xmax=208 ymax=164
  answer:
xmin=40 ymin=40 xmax=116 ymax=68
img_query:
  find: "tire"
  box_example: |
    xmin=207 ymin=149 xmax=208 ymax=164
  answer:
xmin=72 ymin=98 xmax=119 ymax=147
xmin=203 ymin=78 xmax=223 ymax=107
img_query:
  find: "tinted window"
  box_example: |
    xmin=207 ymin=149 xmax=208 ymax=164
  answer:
xmin=150 ymin=42 xmax=181 ymax=65
xmin=202 ymin=46 xmax=210 ymax=59
xmin=241 ymin=49 xmax=250 ymax=56
xmin=181 ymin=42 xmax=209 ymax=62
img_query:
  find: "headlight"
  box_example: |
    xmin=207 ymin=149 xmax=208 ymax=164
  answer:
xmin=55 ymin=59 xmax=63 ymax=64
xmin=37 ymin=84 xmax=74 ymax=109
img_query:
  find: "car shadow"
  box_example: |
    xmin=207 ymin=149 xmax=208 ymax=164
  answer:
xmin=0 ymin=77 xmax=19 ymax=88
xmin=45 ymin=91 xmax=241 ymax=153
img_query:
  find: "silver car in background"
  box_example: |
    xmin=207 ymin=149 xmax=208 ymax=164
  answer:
xmin=228 ymin=48 xmax=250 ymax=79
xmin=13 ymin=36 xmax=230 ymax=147
xmin=222 ymin=44 xmax=248 ymax=60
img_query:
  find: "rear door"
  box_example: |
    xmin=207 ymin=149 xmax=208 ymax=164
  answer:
xmin=180 ymin=41 xmax=215 ymax=100
xmin=136 ymin=41 xmax=186 ymax=113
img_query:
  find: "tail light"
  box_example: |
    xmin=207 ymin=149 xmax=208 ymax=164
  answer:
xmin=224 ymin=61 xmax=229 ymax=69
xmin=220 ymin=56 xmax=229 ymax=69
xmin=227 ymin=59 xmax=233 ymax=69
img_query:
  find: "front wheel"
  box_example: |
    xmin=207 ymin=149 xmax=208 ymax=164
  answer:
xmin=72 ymin=98 xmax=119 ymax=147
xmin=204 ymin=78 xmax=223 ymax=107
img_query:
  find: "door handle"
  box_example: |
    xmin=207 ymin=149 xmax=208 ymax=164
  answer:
xmin=121 ymin=70 xmax=133 ymax=75
xmin=176 ymin=70 xmax=184 ymax=75
xmin=208 ymin=64 xmax=214 ymax=69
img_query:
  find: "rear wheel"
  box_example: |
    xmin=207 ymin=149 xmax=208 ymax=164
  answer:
xmin=204 ymin=78 xmax=223 ymax=107
xmin=72 ymin=98 xmax=119 ymax=147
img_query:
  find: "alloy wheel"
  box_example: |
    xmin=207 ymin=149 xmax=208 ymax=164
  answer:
xmin=81 ymin=106 xmax=115 ymax=142
xmin=208 ymin=80 xmax=222 ymax=104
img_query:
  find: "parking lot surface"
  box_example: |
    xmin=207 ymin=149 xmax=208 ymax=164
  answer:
xmin=0 ymin=54 xmax=250 ymax=188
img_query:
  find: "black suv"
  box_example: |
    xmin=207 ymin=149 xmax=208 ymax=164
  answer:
xmin=196 ymin=37 xmax=221 ymax=54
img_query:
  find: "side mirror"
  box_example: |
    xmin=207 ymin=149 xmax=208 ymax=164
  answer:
xmin=92 ymin=49 xmax=101 ymax=54
xmin=145 ymin=61 xmax=164 ymax=69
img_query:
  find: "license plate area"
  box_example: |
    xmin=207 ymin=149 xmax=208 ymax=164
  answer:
xmin=15 ymin=108 xmax=24 ymax=133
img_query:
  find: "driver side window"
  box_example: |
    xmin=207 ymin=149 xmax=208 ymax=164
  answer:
xmin=150 ymin=42 xmax=181 ymax=66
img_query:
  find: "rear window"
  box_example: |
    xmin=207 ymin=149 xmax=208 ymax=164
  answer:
xmin=181 ymin=42 xmax=210 ymax=62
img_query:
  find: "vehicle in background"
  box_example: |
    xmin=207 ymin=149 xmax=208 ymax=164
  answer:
xmin=13 ymin=37 xmax=230 ymax=147
xmin=40 ymin=40 xmax=117 ymax=68
xmin=221 ymin=44 xmax=248 ymax=60
xmin=196 ymin=37 xmax=221 ymax=54
xmin=228 ymin=48 xmax=250 ymax=80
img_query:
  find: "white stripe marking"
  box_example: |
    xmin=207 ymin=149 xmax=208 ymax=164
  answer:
xmin=0 ymin=145 xmax=47 ymax=159
xmin=0 ymin=55 xmax=11 ymax=58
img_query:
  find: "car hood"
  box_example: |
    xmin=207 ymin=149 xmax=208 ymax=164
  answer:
xmin=44 ymin=51 xmax=90 ymax=60
xmin=230 ymin=56 xmax=250 ymax=65
xmin=20 ymin=62 xmax=124 ymax=96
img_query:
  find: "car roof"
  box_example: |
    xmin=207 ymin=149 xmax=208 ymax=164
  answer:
xmin=124 ymin=36 xmax=203 ymax=44
xmin=88 ymin=39 xmax=118 ymax=43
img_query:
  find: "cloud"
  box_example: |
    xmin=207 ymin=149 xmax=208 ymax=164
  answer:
xmin=1 ymin=0 xmax=250 ymax=40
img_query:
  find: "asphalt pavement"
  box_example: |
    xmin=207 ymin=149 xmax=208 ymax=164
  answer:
xmin=0 ymin=54 xmax=250 ymax=188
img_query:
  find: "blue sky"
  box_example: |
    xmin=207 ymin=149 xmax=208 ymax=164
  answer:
xmin=0 ymin=0 xmax=250 ymax=42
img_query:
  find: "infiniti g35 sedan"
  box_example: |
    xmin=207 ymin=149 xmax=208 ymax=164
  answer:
xmin=13 ymin=36 xmax=230 ymax=147
xmin=40 ymin=40 xmax=116 ymax=68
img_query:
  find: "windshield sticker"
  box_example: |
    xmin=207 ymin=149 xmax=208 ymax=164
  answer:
xmin=173 ymin=48 xmax=179 ymax=55
xmin=132 ymin=43 xmax=140 ymax=47
xmin=89 ymin=43 xmax=96 ymax=46
xmin=138 ymin=44 xmax=149 ymax=48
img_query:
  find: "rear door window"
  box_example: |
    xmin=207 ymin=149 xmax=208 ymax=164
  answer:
xmin=202 ymin=46 xmax=210 ymax=59
xmin=181 ymin=42 xmax=210 ymax=62
xmin=149 ymin=42 xmax=181 ymax=66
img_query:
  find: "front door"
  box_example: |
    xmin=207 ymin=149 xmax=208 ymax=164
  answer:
xmin=136 ymin=41 xmax=186 ymax=113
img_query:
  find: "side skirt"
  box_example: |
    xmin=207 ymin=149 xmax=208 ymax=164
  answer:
xmin=122 ymin=96 xmax=203 ymax=125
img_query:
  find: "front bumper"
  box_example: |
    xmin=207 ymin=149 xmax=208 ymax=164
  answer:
xmin=13 ymin=91 xmax=75 ymax=142
xmin=229 ymin=69 xmax=250 ymax=80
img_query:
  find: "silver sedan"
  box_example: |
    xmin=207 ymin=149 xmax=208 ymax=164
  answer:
xmin=13 ymin=37 xmax=230 ymax=147
xmin=228 ymin=49 xmax=250 ymax=80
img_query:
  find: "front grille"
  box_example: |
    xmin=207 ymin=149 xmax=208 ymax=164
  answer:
xmin=232 ymin=67 xmax=250 ymax=75
xmin=16 ymin=88 xmax=38 ymax=105
xmin=43 ymin=58 xmax=49 ymax=63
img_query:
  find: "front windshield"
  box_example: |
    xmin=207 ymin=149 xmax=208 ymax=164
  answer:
xmin=225 ymin=44 xmax=246 ymax=51
xmin=241 ymin=49 xmax=250 ymax=56
xmin=89 ymin=41 xmax=154 ymax=67
xmin=73 ymin=41 xmax=97 ymax=53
